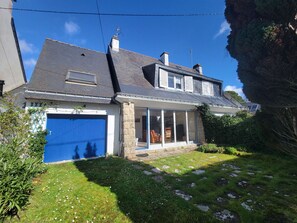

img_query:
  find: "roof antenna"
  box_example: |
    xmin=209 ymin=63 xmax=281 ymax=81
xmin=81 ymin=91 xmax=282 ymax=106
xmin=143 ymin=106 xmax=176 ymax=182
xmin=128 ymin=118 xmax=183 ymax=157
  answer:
xmin=115 ymin=27 xmax=121 ymax=38
xmin=189 ymin=49 xmax=193 ymax=67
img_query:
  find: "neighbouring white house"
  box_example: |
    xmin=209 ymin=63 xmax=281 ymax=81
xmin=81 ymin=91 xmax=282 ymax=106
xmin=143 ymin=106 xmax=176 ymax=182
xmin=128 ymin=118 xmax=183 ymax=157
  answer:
xmin=0 ymin=0 xmax=26 ymax=96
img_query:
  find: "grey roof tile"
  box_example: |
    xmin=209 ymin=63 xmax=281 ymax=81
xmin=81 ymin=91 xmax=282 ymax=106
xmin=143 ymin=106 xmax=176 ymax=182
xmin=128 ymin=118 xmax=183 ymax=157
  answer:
xmin=26 ymin=39 xmax=114 ymax=102
xmin=109 ymin=47 xmax=243 ymax=108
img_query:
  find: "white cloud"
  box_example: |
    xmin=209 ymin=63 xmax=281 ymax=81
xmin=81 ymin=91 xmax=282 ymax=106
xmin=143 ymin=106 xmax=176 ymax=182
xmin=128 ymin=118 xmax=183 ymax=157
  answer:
xmin=224 ymin=85 xmax=245 ymax=98
xmin=19 ymin=39 xmax=35 ymax=54
xmin=64 ymin=21 xmax=80 ymax=35
xmin=24 ymin=58 xmax=37 ymax=67
xmin=214 ymin=20 xmax=231 ymax=39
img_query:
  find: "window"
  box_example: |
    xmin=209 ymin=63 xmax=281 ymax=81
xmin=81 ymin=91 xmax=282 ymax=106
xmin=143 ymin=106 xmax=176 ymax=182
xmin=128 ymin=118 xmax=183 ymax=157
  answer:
xmin=168 ymin=75 xmax=174 ymax=88
xmin=202 ymin=81 xmax=214 ymax=96
xmin=168 ymin=74 xmax=183 ymax=90
xmin=66 ymin=70 xmax=97 ymax=85
xmin=176 ymin=77 xmax=182 ymax=89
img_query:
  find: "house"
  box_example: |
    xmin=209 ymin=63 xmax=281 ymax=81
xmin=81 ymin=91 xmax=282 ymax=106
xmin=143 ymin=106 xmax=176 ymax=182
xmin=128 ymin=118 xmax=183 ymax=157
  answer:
xmin=246 ymin=102 xmax=261 ymax=114
xmin=25 ymin=37 xmax=244 ymax=163
xmin=0 ymin=0 xmax=26 ymax=96
xmin=25 ymin=39 xmax=120 ymax=163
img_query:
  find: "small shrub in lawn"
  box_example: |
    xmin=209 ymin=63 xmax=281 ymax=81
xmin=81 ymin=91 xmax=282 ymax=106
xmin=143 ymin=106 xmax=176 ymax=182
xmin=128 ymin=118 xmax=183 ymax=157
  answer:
xmin=224 ymin=147 xmax=239 ymax=155
xmin=0 ymin=147 xmax=46 ymax=222
xmin=198 ymin=144 xmax=225 ymax=153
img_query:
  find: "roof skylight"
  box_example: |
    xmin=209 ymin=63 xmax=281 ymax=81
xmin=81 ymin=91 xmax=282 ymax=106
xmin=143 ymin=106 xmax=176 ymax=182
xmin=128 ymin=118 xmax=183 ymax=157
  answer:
xmin=66 ymin=70 xmax=97 ymax=85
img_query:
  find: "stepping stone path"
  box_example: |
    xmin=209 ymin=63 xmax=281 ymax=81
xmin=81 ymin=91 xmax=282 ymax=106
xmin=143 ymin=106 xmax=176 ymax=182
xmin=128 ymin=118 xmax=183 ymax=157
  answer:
xmin=151 ymin=168 xmax=161 ymax=174
xmin=143 ymin=170 xmax=153 ymax=175
xmin=237 ymin=180 xmax=248 ymax=188
xmin=222 ymin=163 xmax=240 ymax=170
xmin=174 ymin=190 xmax=192 ymax=201
xmin=162 ymin=165 xmax=170 ymax=170
xmin=132 ymin=165 xmax=143 ymax=170
xmin=264 ymin=175 xmax=273 ymax=179
xmin=233 ymin=170 xmax=241 ymax=173
xmin=196 ymin=204 xmax=209 ymax=212
xmin=174 ymin=169 xmax=181 ymax=173
xmin=229 ymin=173 xmax=238 ymax=178
xmin=193 ymin=169 xmax=205 ymax=175
xmin=216 ymin=177 xmax=229 ymax=186
xmin=209 ymin=156 xmax=217 ymax=159
xmin=190 ymin=182 xmax=196 ymax=188
xmin=227 ymin=192 xmax=238 ymax=199
xmin=217 ymin=197 xmax=224 ymax=202
xmin=241 ymin=202 xmax=253 ymax=211
xmin=214 ymin=209 xmax=239 ymax=222
xmin=152 ymin=175 xmax=164 ymax=183
xmin=247 ymin=172 xmax=255 ymax=176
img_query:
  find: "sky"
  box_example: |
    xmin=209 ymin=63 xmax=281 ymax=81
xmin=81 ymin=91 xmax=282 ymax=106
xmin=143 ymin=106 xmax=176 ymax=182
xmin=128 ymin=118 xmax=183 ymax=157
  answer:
xmin=11 ymin=0 xmax=244 ymax=97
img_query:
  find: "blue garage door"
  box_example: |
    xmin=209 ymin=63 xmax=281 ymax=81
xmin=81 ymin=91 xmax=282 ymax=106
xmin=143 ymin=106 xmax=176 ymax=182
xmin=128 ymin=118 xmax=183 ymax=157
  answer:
xmin=44 ymin=114 xmax=107 ymax=163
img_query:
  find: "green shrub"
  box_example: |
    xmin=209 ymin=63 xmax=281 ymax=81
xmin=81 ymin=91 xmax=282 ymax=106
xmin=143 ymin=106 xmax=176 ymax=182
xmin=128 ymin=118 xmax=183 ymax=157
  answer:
xmin=198 ymin=144 xmax=225 ymax=153
xmin=0 ymin=146 xmax=45 ymax=221
xmin=224 ymin=147 xmax=238 ymax=155
xmin=197 ymin=104 xmax=265 ymax=152
xmin=0 ymin=96 xmax=47 ymax=221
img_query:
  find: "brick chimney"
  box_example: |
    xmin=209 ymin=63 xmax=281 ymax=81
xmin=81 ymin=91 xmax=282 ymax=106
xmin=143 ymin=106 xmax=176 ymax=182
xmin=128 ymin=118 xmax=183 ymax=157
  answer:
xmin=193 ymin=64 xmax=203 ymax=75
xmin=160 ymin=52 xmax=169 ymax=66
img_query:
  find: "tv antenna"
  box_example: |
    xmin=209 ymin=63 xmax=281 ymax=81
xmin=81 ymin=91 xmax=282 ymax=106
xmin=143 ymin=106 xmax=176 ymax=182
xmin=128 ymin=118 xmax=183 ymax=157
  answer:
xmin=115 ymin=27 xmax=121 ymax=38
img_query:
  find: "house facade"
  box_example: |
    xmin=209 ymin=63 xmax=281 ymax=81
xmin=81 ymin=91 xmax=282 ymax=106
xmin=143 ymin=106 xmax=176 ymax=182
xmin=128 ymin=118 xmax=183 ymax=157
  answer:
xmin=25 ymin=37 xmax=244 ymax=163
xmin=25 ymin=40 xmax=120 ymax=163
xmin=108 ymin=36 xmax=244 ymax=159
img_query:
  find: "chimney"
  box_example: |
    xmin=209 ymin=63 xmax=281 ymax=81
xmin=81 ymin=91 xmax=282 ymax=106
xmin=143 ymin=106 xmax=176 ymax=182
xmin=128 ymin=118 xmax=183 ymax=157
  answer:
xmin=110 ymin=35 xmax=119 ymax=52
xmin=160 ymin=52 xmax=169 ymax=66
xmin=193 ymin=64 xmax=203 ymax=75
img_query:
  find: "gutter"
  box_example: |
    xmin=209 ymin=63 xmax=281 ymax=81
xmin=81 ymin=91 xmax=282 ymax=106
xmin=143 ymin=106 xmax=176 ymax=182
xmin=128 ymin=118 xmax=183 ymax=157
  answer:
xmin=115 ymin=93 xmax=244 ymax=110
xmin=25 ymin=90 xmax=111 ymax=101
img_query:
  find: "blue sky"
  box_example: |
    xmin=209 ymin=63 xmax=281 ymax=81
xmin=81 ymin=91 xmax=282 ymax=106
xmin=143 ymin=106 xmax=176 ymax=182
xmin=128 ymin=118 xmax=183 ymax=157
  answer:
xmin=13 ymin=0 xmax=243 ymax=96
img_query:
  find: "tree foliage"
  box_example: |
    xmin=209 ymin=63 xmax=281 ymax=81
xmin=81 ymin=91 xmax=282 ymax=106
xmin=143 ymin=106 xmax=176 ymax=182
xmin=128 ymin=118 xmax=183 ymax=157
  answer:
xmin=225 ymin=0 xmax=297 ymax=106
xmin=224 ymin=90 xmax=246 ymax=105
xmin=225 ymin=0 xmax=297 ymax=156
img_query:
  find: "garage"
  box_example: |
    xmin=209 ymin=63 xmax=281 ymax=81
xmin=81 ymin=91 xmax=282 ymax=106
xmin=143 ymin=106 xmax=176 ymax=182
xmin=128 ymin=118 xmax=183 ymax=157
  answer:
xmin=44 ymin=114 xmax=107 ymax=163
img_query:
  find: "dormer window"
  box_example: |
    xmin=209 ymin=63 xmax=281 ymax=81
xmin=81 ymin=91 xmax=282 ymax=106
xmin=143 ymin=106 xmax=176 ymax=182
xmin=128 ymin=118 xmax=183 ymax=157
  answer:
xmin=168 ymin=74 xmax=183 ymax=90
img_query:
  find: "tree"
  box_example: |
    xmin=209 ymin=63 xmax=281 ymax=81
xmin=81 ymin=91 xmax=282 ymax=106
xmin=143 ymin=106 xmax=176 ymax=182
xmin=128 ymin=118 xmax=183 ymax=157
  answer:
xmin=225 ymin=0 xmax=297 ymax=156
xmin=225 ymin=0 xmax=297 ymax=107
xmin=224 ymin=91 xmax=246 ymax=105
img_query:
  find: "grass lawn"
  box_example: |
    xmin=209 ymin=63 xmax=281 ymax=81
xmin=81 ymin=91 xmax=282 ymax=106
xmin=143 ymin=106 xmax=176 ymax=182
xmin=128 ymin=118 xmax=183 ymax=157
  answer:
xmin=7 ymin=151 xmax=297 ymax=223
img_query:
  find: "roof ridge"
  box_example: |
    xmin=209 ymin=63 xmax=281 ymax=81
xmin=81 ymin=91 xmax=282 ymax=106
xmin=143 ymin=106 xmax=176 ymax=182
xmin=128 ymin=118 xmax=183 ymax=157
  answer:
xmin=118 ymin=47 xmax=198 ymax=73
xmin=45 ymin=38 xmax=105 ymax=54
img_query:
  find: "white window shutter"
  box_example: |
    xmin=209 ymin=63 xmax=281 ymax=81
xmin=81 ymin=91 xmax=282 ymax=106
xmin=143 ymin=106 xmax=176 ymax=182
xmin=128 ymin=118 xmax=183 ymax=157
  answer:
xmin=209 ymin=82 xmax=214 ymax=96
xmin=184 ymin=76 xmax=193 ymax=92
xmin=159 ymin=69 xmax=168 ymax=88
xmin=202 ymin=81 xmax=214 ymax=96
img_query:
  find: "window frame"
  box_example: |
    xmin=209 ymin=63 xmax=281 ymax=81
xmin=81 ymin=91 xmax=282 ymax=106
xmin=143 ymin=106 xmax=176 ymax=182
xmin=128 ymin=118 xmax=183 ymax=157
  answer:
xmin=167 ymin=73 xmax=184 ymax=91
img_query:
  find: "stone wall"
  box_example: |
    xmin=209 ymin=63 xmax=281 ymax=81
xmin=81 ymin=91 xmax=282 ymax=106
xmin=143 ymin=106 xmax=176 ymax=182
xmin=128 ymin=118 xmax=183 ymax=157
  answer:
xmin=197 ymin=112 xmax=206 ymax=144
xmin=121 ymin=102 xmax=136 ymax=159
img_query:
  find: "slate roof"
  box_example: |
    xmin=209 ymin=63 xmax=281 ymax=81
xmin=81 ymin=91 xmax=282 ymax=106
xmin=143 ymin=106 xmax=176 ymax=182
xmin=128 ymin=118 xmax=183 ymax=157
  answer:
xmin=108 ymin=47 xmax=244 ymax=108
xmin=26 ymin=39 xmax=114 ymax=104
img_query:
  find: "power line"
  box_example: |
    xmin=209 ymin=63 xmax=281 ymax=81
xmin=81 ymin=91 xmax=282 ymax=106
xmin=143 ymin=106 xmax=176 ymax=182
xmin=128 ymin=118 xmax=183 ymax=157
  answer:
xmin=0 ymin=7 xmax=223 ymax=17
xmin=95 ymin=0 xmax=106 ymax=52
